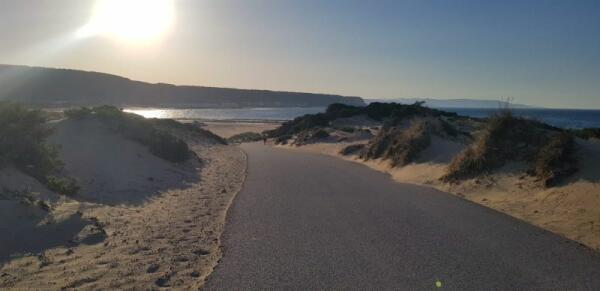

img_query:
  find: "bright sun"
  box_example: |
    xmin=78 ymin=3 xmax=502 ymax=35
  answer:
xmin=78 ymin=0 xmax=175 ymax=43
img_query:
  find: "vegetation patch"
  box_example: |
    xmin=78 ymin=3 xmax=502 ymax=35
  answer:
xmin=46 ymin=175 xmax=80 ymax=196
xmin=443 ymin=110 xmax=578 ymax=186
xmin=228 ymin=132 xmax=264 ymax=143
xmin=339 ymin=144 xmax=366 ymax=156
xmin=533 ymin=132 xmax=578 ymax=187
xmin=267 ymin=102 xmax=458 ymax=144
xmin=360 ymin=118 xmax=456 ymax=167
xmin=292 ymin=128 xmax=331 ymax=146
xmin=571 ymin=128 xmax=600 ymax=140
xmin=0 ymin=102 xmax=78 ymax=195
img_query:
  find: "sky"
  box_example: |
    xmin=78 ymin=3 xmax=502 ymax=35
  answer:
xmin=0 ymin=0 xmax=599 ymax=108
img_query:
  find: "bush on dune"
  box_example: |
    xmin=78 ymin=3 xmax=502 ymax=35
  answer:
xmin=360 ymin=117 xmax=454 ymax=167
xmin=0 ymin=102 xmax=78 ymax=195
xmin=339 ymin=144 xmax=366 ymax=156
xmin=266 ymin=113 xmax=330 ymax=141
xmin=571 ymin=128 xmax=600 ymax=140
xmin=443 ymin=110 xmax=578 ymax=186
xmin=228 ymin=132 xmax=263 ymax=143
xmin=292 ymin=128 xmax=331 ymax=146
xmin=64 ymin=107 xmax=93 ymax=119
xmin=266 ymin=102 xmax=458 ymax=144
xmin=46 ymin=175 xmax=80 ymax=196
xmin=533 ymin=132 xmax=578 ymax=187
xmin=382 ymin=121 xmax=432 ymax=167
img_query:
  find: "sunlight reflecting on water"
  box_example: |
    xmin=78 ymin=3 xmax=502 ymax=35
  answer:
xmin=123 ymin=107 xmax=326 ymax=121
xmin=124 ymin=108 xmax=170 ymax=119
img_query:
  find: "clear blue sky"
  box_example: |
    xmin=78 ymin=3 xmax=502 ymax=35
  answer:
xmin=0 ymin=0 xmax=599 ymax=108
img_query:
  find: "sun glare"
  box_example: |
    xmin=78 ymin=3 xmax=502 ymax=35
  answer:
xmin=78 ymin=0 xmax=175 ymax=43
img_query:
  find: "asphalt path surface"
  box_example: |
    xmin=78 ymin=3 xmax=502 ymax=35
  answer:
xmin=204 ymin=143 xmax=600 ymax=290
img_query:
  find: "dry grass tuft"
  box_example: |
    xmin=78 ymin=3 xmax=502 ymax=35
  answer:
xmin=443 ymin=110 xmax=578 ymax=186
xmin=360 ymin=117 xmax=457 ymax=167
xmin=533 ymin=132 xmax=577 ymax=187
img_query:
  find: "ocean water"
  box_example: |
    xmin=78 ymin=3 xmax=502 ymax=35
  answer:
xmin=125 ymin=107 xmax=600 ymax=129
xmin=442 ymin=108 xmax=600 ymax=129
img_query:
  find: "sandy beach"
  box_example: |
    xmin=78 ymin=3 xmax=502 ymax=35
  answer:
xmin=201 ymin=120 xmax=281 ymax=139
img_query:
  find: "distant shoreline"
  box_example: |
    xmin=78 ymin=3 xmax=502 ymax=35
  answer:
xmin=179 ymin=118 xmax=285 ymax=124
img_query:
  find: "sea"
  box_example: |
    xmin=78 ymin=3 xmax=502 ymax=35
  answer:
xmin=124 ymin=107 xmax=600 ymax=129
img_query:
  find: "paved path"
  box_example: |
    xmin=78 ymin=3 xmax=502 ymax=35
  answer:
xmin=204 ymin=143 xmax=600 ymax=290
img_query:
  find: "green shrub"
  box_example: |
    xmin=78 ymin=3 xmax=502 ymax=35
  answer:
xmin=325 ymin=103 xmax=362 ymax=118
xmin=0 ymin=102 xmax=78 ymax=195
xmin=64 ymin=107 xmax=93 ymax=119
xmin=228 ymin=132 xmax=263 ymax=143
xmin=313 ymin=129 xmax=330 ymax=139
xmin=337 ymin=127 xmax=356 ymax=133
xmin=291 ymin=128 xmax=331 ymax=145
xmin=46 ymin=175 xmax=80 ymax=196
xmin=266 ymin=102 xmax=459 ymax=142
xmin=339 ymin=144 xmax=365 ymax=156
xmin=571 ymin=128 xmax=600 ymax=140
xmin=0 ymin=102 xmax=62 ymax=177
xmin=275 ymin=135 xmax=292 ymax=145
xmin=266 ymin=113 xmax=330 ymax=141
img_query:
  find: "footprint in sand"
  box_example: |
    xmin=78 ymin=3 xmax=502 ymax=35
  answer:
xmin=147 ymin=263 xmax=160 ymax=273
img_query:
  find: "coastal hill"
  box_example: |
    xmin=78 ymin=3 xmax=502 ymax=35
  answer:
xmin=367 ymin=98 xmax=536 ymax=108
xmin=0 ymin=64 xmax=365 ymax=108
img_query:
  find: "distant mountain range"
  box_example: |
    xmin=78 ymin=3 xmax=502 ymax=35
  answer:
xmin=366 ymin=98 xmax=537 ymax=109
xmin=0 ymin=64 xmax=365 ymax=108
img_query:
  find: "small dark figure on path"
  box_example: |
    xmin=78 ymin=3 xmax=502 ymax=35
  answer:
xmin=263 ymin=135 xmax=267 ymax=144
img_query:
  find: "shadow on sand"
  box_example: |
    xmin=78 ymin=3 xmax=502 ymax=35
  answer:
xmin=0 ymin=201 xmax=105 ymax=264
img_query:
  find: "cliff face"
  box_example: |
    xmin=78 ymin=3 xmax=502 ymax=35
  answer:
xmin=0 ymin=65 xmax=365 ymax=108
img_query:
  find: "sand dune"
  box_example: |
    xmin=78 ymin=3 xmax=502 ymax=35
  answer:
xmin=0 ymin=119 xmax=246 ymax=289
xmin=51 ymin=119 xmax=199 ymax=206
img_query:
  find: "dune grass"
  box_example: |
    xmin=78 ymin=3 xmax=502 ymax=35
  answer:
xmin=227 ymin=132 xmax=263 ymax=143
xmin=0 ymin=102 xmax=78 ymax=195
xmin=339 ymin=144 xmax=366 ymax=156
xmin=571 ymin=128 xmax=600 ymax=140
xmin=443 ymin=110 xmax=578 ymax=186
xmin=360 ymin=117 xmax=457 ymax=167
xmin=533 ymin=132 xmax=578 ymax=187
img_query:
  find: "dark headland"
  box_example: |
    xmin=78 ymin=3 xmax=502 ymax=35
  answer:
xmin=0 ymin=64 xmax=365 ymax=108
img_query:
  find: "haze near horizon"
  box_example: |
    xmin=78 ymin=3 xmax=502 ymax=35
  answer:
xmin=0 ymin=0 xmax=599 ymax=108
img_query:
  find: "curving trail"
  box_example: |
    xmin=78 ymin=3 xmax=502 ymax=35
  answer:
xmin=204 ymin=143 xmax=600 ymax=290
